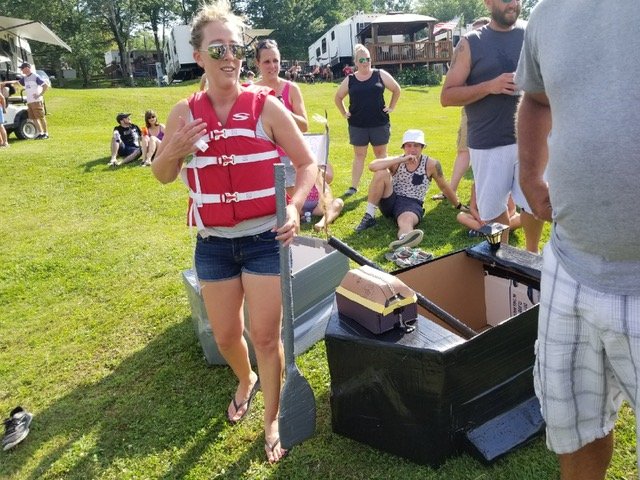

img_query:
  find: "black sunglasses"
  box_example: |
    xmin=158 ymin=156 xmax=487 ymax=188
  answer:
xmin=202 ymin=43 xmax=248 ymax=60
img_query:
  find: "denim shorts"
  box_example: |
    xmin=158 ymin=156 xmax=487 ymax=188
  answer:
xmin=194 ymin=230 xmax=280 ymax=282
xmin=118 ymin=144 xmax=139 ymax=158
xmin=379 ymin=192 xmax=424 ymax=222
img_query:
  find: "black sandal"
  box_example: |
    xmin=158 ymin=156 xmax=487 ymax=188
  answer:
xmin=227 ymin=378 xmax=260 ymax=425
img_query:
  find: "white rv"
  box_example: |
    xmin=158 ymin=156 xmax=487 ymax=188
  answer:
xmin=0 ymin=16 xmax=71 ymax=80
xmin=308 ymin=13 xmax=403 ymax=76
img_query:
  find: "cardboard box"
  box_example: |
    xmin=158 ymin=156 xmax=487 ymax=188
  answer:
xmin=326 ymin=242 xmax=544 ymax=466
xmin=183 ymin=235 xmax=349 ymax=365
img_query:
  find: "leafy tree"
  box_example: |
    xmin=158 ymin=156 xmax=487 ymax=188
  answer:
xmin=520 ymin=0 xmax=540 ymax=19
xmin=416 ymin=0 xmax=486 ymax=24
xmin=1 ymin=0 xmax=108 ymax=86
xmin=86 ymin=0 xmax=141 ymax=85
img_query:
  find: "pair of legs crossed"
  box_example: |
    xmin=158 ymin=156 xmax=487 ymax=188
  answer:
xmin=469 ymin=144 xmax=543 ymax=253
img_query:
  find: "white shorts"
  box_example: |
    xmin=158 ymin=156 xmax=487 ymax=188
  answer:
xmin=535 ymin=244 xmax=640 ymax=455
xmin=469 ymin=144 xmax=530 ymax=222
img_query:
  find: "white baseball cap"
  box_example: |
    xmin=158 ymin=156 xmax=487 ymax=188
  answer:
xmin=401 ymin=129 xmax=426 ymax=148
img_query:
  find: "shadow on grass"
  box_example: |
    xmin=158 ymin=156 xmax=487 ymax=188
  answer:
xmin=81 ymin=156 xmax=147 ymax=173
xmin=2 ymin=318 xmax=249 ymax=479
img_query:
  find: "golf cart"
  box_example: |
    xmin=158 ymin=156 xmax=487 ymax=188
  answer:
xmin=4 ymin=92 xmax=38 ymax=140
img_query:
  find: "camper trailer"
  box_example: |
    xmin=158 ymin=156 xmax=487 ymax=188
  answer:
xmin=0 ymin=16 xmax=70 ymax=80
xmin=0 ymin=22 xmax=35 ymax=80
xmin=308 ymin=13 xmax=405 ymax=77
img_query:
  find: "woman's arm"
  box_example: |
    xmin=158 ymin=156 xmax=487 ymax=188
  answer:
xmin=261 ymin=96 xmax=318 ymax=244
xmin=287 ymin=82 xmax=309 ymax=132
xmin=334 ymin=78 xmax=351 ymax=119
xmin=379 ymin=69 xmax=401 ymax=112
xmin=151 ymin=100 xmax=207 ymax=184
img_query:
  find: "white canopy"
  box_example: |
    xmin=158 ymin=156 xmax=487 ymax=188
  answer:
xmin=0 ymin=16 xmax=72 ymax=51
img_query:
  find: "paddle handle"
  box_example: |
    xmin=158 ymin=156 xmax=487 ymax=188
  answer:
xmin=275 ymin=164 xmax=296 ymax=364
xmin=327 ymin=236 xmax=478 ymax=340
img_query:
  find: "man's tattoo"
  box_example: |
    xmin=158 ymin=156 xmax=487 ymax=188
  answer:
xmin=451 ymin=42 xmax=465 ymax=67
xmin=435 ymin=161 xmax=444 ymax=178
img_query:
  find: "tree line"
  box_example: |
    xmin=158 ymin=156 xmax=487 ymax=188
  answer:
xmin=4 ymin=0 xmax=538 ymax=87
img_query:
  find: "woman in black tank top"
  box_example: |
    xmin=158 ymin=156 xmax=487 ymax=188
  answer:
xmin=334 ymin=43 xmax=401 ymax=196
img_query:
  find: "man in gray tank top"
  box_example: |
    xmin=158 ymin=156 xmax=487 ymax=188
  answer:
xmin=441 ymin=0 xmax=543 ymax=253
xmin=516 ymin=1 xmax=640 ymax=478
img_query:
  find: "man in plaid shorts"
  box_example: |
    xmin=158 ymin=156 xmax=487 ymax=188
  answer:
xmin=516 ymin=2 xmax=640 ymax=479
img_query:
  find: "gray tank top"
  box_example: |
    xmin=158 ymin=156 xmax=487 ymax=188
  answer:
xmin=465 ymin=22 xmax=525 ymax=150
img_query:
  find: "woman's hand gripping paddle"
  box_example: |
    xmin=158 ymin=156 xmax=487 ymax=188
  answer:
xmin=275 ymin=164 xmax=317 ymax=449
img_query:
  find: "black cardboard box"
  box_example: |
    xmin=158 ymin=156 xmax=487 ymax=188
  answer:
xmin=325 ymin=242 xmax=544 ymax=466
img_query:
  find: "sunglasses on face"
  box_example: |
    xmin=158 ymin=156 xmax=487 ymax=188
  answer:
xmin=500 ymin=0 xmax=520 ymax=3
xmin=358 ymin=57 xmax=371 ymax=63
xmin=203 ymin=43 xmax=247 ymax=60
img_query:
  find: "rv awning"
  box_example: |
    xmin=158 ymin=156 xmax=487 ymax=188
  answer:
xmin=243 ymin=28 xmax=274 ymax=46
xmin=0 ymin=16 xmax=72 ymax=51
xmin=358 ymin=13 xmax=438 ymax=38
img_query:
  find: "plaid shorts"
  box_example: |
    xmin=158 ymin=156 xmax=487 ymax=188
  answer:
xmin=535 ymin=244 xmax=640 ymax=455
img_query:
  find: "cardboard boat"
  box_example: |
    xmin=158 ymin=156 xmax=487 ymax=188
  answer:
xmin=325 ymin=241 xmax=544 ymax=466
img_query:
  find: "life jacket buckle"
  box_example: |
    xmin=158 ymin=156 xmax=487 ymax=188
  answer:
xmin=222 ymin=192 xmax=239 ymax=203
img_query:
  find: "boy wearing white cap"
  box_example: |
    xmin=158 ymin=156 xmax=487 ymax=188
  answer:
xmin=355 ymin=129 xmax=463 ymax=250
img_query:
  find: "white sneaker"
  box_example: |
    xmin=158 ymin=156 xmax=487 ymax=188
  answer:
xmin=389 ymin=229 xmax=424 ymax=250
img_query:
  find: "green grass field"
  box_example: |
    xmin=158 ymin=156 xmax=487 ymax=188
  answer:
xmin=0 ymin=81 xmax=636 ymax=479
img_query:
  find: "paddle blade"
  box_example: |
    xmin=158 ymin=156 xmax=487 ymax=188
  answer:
xmin=279 ymin=365 xmax=317 ymax=449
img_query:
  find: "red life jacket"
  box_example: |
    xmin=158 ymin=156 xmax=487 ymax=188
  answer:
xmin=183 ymin=87 xmax=280 ymax=228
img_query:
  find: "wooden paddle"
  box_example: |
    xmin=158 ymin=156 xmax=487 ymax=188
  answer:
xmin=275 ymin=164 xmax=316 ymax=449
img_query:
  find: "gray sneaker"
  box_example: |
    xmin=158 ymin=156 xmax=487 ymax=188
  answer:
xmin=2 ymin=406 xmax=33 ymax=451
xmin=389 ymin=229 xmax=424 ymax=250
xmin=355 ymin=213 xmax=376 ymax=232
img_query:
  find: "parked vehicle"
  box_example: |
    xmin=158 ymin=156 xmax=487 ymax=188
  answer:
xmin=0 ymin=16 xmax=70 ymax=80
xmin=4 ymin=96 xmax=37 ymax=139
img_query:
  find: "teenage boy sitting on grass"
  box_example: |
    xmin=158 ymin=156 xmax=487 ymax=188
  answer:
xmin=355 ymin=129 xmax=465 ymax=250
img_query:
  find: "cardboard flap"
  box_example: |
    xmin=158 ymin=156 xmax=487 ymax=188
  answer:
xmin=463 ymin=396 xmax=544 ymax=464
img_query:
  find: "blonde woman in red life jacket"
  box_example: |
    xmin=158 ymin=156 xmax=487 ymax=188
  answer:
xmin=152 ymin=0 xmax=317 ymax=464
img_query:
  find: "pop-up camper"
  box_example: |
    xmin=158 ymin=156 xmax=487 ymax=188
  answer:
xmin=0 ymin=16 xmax=71 ymax=80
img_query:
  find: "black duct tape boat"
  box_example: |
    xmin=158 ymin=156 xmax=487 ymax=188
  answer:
xmin=325 ymin=240 xmax=544 ymax=466
xmin=183 ymin=235 xmax=349 ymax=365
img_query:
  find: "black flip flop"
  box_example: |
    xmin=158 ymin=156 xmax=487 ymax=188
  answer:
xmin=227 ymin=378 xmax=260 ymax=425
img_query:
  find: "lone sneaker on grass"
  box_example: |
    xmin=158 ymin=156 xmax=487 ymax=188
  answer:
xmin=355 ymin=213 xmax=376 ymax=232
xmin=2 ymin=406 xmax=33 ymax=451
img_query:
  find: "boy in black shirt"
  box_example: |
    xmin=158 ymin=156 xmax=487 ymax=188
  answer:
xmin=109 ymin=112 xmax=142 ymax=166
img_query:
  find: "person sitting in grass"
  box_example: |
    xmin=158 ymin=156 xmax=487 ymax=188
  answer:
xmin=109 ymin=112 xmax=142 ymax=167
xmin=355 ymin=129 xmax=464 ymax=250
xmin=457 ymin=183 xmax=521 ymax=237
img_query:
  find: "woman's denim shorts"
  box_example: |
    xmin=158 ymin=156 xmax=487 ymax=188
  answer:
xmin=194 ymin=230 xmax=280 ymax=282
